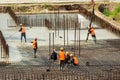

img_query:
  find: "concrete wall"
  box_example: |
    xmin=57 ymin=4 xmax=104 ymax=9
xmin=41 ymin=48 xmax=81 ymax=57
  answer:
xmin=0 ymin=13 xmax=16 ymax=29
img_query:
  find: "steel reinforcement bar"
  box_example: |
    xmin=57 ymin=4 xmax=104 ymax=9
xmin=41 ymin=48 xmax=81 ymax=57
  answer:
xmin=0 ymin=65 xmax=120 ymax=80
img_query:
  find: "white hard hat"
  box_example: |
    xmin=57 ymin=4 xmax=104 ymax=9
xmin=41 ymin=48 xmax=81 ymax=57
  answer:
xmin=35 ymin=38 xmax=37 ymax=40
xmin=20 ymin=24 xmax=23 ymax=26
xmin=70 ymin=54 xmax=73 ymax=57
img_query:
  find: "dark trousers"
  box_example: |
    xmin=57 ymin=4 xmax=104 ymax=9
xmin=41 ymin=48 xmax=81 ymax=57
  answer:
xmin=60 ymin=60 xmax=65 ymax=70
xmin=92 ymin=35 xmax=96 ymax=43
xmin=34 ymin=48 xmax=37 ymax=58
xmin=21 ymin=33 xmax=26 ymax=42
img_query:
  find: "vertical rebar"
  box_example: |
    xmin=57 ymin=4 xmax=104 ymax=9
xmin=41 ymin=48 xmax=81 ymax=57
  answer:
xmin=79 ymin=20 xmax=81 ymax=57
xmin=1 ymin=37 xmax=2 ymax=58
xmin=74 ymin=21 xmax=76 ymax=56
xmin=42 ymin=74 xmax=45 ymax=80
xmin=58 ymin=8 xmax=60 ymax=37
xmin=54 ymin=9 xmax=57 ymax=37
xmin=49 ymin=32 xmax=51 ymax=70
xmin=67 ymin=15 xmax=69 ymax=46
xmin=53 ymin=32 xmax=54 ymax=49
xmin=63 ymin=15 xmax=65 ymax=47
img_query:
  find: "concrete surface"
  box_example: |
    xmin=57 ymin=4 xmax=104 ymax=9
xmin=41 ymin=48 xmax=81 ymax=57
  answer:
xmin=0 ymin=13 xmax=119 ymax=65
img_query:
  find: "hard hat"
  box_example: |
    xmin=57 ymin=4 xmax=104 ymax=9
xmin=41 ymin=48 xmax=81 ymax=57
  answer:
xmin=53 ymin=49 xmax=56 ymax=51
xmin=70 ymin=54 xmax=73 ymax=57
xmin=35 ymin=38 xmax=37 ymax=40
xmin=60 ymin=47 xmax=63 ymax=51
xmin=66 ymin=51 xmax=69 ymax=55
xmin=20 ymin=24 xmax=23 ymax=26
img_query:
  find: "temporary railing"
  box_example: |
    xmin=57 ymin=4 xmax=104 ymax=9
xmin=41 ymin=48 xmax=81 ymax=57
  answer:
xmin=0 ymin=30 xmax=9 ymax=58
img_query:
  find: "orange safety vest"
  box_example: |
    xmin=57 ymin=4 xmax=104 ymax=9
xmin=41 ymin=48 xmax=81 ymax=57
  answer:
xmin=32 ymin=40 xmax=37 ymax=49
xmin=73 ymin=57 xmax=78 ymax=65
xmin=21 ymin=26 xmax=25 ymax=33
xmin=59 ymin=51 xmax=65 ymax=60
xmin=90 ymin=28 xmax=95 ymax=35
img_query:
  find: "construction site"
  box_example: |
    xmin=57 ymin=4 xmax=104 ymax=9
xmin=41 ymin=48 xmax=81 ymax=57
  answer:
xmin=0 ymin=0 xmax=120 ymax=80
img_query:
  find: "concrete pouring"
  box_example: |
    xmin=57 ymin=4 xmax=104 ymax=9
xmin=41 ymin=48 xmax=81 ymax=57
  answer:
xmin=0 ymin=13 xmax=120 ymax=65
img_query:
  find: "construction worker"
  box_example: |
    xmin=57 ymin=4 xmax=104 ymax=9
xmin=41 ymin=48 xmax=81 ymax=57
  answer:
xmin=19 ymin=24 xmax=27 ymax=42
xmin=50 ymin=49 xmax=57 ymax=61
xmin=89 ymin=26 xmax=96 ymax=43
xmin=72 ymin=56 xmax=79 ymax=66
xmin=65 ymin=51 xmax=70 ymax=64
xmin=31 ymin=38 xmax=38 ymax=58
xmin=70 ymin=54 xmax=79 ymax=66
xmin=58 ymin=47 xmax=65 ymax=71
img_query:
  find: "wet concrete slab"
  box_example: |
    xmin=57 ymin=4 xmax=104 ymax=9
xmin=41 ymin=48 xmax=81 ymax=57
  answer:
xmin=0 ymin=26 xmax=119 ymax=64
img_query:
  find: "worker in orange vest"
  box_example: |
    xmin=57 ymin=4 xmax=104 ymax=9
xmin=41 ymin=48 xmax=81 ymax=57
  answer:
xmin=31 ymin=38 xmax=38 ymax=58
xmin=58 ymin=47 xmax=65 ymax=70
xmin=19 ymin=24 xmax=27 ymax=42
xmin=70 ymin=54 xmax=79 ymax=66
xmin=89 ymin=26 xmax=96 ymax=43
xmin=73 ymin=56 xmax=79 ymax=65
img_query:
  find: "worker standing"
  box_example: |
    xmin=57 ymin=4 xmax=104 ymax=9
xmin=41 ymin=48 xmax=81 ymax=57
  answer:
xmin=58 ymin=47 xmax=65 ymax=71
xmin=89 ymin=26 xmax=96 ymax=43
xmin=19 ymin=24 xmax=27 ymax=42
xmin=50 ymin=49 xmax=57 ymax=61
xmin=31 ymin=38 xmax=38 ymax=58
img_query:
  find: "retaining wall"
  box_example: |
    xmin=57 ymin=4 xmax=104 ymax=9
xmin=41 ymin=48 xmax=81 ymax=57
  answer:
xmin=79 ymin=4 xmax=120 ymax=37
